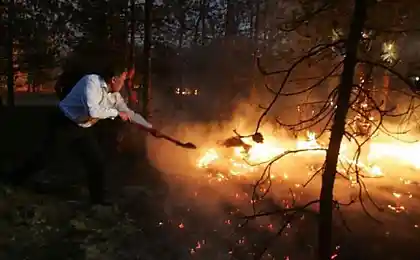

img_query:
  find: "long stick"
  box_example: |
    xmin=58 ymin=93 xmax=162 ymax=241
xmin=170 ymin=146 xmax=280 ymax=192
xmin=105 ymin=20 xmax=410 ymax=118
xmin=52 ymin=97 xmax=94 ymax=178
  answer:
xmin=133 ymin=123 xmax=197 ymax=149
xmin=158 ymin=133 xmax=197 ymax=149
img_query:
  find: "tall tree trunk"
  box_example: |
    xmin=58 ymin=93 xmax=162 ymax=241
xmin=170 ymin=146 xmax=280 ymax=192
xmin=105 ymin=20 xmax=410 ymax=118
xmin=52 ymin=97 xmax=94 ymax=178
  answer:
xmin=123 ymin=1 xmax=129 ymax=61
xmin=251 ymin=0 xmax=261 ymax=97
xmin=122 ymin=0 xmax=131 ymax=107
xmin=200 ymin=0 xmax=207 ymax=45
xmin=225 ymin=0 xmax=236 ymax=36
xmin=177 ymin=3 xmax=186 ymax=94
xmin=7 ymin=0 xmax=15 ymax=107
xmin=317 ymin=0 xmax=367 ymax=259
xmin=126 ymin=0 xmax=136 ymax=108
xmin=177 ymin=6 xmax=186 ymax=49
xmin=129 ymin=0 xmax=136 ymax=69
xmin=193 ymin=17 xmax=201 ymax=44
xmin=141 ymin=0 xmax=152 ymax=119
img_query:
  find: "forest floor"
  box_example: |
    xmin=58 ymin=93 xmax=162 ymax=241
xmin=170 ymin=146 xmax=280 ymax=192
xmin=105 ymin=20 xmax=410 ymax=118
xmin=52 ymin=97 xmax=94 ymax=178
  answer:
xmin=1 ymin=95 xmax=420 ymax=260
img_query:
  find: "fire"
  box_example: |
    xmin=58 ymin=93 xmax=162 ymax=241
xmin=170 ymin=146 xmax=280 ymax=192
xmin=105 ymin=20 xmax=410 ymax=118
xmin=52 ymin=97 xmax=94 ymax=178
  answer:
xmin=197 ymin=135 xmax=286 ymax=176
xmin=149 ymin=122 xmax=420 ymax=258
xmin=296 ymin=131 xmax=320 ymax=151
xmin=197 ymin=149 xmax=219 ymax=168
xmin=368 ymin=142 xmax=420 ymax=169
xmin=195 ymin=129 xmax=420 ymax=182
xmin=239 ymin=136 xmax=285 ymax=164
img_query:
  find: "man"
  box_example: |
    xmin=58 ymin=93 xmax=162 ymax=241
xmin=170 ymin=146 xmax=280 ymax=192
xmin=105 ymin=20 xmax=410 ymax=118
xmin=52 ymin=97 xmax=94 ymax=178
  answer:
xmin=3 ymin=62 xmax=157 ymax=205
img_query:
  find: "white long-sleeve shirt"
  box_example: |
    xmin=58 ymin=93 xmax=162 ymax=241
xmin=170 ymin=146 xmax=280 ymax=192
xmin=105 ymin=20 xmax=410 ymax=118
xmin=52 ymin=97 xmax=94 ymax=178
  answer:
xmin=59 ymin=74 xmax=152 ymax=129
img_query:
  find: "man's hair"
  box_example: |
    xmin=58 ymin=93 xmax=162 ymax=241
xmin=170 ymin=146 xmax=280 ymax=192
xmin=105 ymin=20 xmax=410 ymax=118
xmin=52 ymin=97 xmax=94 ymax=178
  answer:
xmin=94 ymin=51 xmax=127 ymax=82
xmin=98 ymin=61 xmax=127 ymax=82
xmin=54 ymin=60 xmax=86 ymax=100
xmin=54 ymin=46 xmax=127 ymax=100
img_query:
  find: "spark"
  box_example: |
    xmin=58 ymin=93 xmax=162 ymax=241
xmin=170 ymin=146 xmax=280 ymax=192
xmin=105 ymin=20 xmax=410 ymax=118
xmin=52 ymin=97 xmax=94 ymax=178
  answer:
xmin=381 ymin=41 xmax=398 ymax=63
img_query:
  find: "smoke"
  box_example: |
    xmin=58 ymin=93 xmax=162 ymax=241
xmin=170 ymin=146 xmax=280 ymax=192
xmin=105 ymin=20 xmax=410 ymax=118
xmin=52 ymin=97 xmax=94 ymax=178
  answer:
xmin=141 ymin=48 xmax=420 ymax=257
xmin=146 ymin=81 xmax=420 ymax=239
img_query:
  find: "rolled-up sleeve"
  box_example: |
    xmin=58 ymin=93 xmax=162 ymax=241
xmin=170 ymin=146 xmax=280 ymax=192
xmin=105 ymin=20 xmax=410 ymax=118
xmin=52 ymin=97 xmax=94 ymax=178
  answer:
xmin=114 ymin=92 xmax=131 ymax=113
xmin=83 ymin=76 xmax=119 ymax=119
xmin=114 ymin=93 xmax=152 ymax=128
xmin=130 ymin=112 xmax=153 ymax=128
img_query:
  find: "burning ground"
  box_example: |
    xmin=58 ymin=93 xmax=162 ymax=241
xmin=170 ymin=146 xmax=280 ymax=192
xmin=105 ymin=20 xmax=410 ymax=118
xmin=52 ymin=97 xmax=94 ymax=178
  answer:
xmin=1 ymin=101 xmax=420 ymax=259
xmin=146 ymin=100 xmax=420 ymax=259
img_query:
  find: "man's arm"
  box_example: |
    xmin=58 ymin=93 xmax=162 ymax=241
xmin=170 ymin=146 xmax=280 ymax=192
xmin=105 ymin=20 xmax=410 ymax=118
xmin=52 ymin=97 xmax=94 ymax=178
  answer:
xmin=114 ymin=93 xmax=153 ymax=129
xmin=83 ymin=76 xmax=119 ymax=119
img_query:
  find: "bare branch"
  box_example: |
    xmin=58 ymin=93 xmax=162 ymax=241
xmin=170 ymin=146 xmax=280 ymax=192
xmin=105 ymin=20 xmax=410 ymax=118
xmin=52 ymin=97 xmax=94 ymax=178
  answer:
xmin=357 ymin=59 xmax=417 ymax=92
xmin=255 ymin=41 xmax=344 ymax=133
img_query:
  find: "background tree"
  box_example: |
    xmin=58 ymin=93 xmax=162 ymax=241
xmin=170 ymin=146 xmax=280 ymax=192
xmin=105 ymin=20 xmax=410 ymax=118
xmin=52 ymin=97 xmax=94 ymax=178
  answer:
xmin=6 ymin=0 xmax=16 ymax=107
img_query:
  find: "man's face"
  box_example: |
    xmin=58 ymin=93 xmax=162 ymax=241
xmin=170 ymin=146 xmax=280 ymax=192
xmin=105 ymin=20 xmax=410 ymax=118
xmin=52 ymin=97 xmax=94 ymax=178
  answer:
xmin=109 ymin=71 xmax=127 ymax=92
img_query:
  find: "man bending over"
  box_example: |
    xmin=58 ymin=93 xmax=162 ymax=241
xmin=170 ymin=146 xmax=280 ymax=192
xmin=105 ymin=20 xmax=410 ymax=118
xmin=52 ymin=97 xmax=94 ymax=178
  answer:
xmin=3 ymin=62 xmax=157 ymax=205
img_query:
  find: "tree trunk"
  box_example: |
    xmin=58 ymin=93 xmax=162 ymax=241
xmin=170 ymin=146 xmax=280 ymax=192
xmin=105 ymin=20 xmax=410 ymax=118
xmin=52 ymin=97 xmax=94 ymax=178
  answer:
xmin=177 ymin=4 xmax=186 ymax=49
xmin=141 ymin=0 xmax=152 ymax=119
xmin=317 ymin=0 xmax=367 ymax=259
xmin=200 ymin=0 xmax=207 ymax=45
xmin=253 ymin=0 xmax=261 ymax=42
xmin=193 ymin=16 xmax=201 ymax=44
xmin=251 ymin=0 xmax=261 ymax=98
xmin=177 ymin=3 xmax=186 ymax=95
xmin=129 ymin=0 xmax=136 ymax=70
xmin=7 ymin=0 xmax=15 ymax=107
xmin=225 ymin=0 xmax=236 ymax=36
xmin=127 ymin=0 xmax=136 ymax=108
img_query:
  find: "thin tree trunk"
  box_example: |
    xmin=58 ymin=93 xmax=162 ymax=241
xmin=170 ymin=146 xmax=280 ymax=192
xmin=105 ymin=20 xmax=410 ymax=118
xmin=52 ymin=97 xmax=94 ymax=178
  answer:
xmin=177 ymin=11 xmax=185 ymax=49
xmin=225 ymin=0 xmax=236 ymax=36
xmin=141 ymin=0 xmax=152 ymax=119
xmin=208 ymin=17 xmax=216 ymax=38
xmin=251 ymin=0 xmax=260 ymax=97
xmin=127 ymin=0 xmax=136 ymax=108
xmin=129 ymin=0 xmax=136 ymax=68
xmin=122 ymin=0 xmax=131 ymax=107
xmin=248 ymin=1 xmax=253 ymax=38
xmin=193 ymin=17 xmax=201 ymax=43
xmin=200 ymin=0 xmax=207 ymax=45
xmin=177 ymin=3 xmax=186 ymax=95
xmin=317 ymin=0 xmax=367 ymax=259
xmin=7 ymin=0 xmax=15 ymax=107
xmin=123 ymin=1 xmax=129 ymax=61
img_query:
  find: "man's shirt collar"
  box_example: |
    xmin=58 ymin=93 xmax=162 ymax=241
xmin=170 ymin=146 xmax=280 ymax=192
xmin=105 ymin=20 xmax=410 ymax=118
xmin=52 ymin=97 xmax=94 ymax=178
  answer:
xmin=99 ymin=76 xmax=111 ymax=92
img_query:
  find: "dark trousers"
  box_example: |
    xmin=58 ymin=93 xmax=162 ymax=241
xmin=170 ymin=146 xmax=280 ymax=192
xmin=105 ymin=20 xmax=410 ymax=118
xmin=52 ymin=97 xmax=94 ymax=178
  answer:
xmin=9 ymin=107 xmax=106 ymax=203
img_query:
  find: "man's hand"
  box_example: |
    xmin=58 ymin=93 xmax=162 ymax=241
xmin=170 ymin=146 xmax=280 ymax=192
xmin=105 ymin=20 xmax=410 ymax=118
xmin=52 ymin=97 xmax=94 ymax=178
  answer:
xmin=118 ymin=111 xmax=132 ymax=122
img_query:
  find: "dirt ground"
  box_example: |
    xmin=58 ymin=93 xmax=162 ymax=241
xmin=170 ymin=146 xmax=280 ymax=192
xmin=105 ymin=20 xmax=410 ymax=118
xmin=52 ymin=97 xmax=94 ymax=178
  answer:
xmin=1 ymin=95 xmax=420 ymax=260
